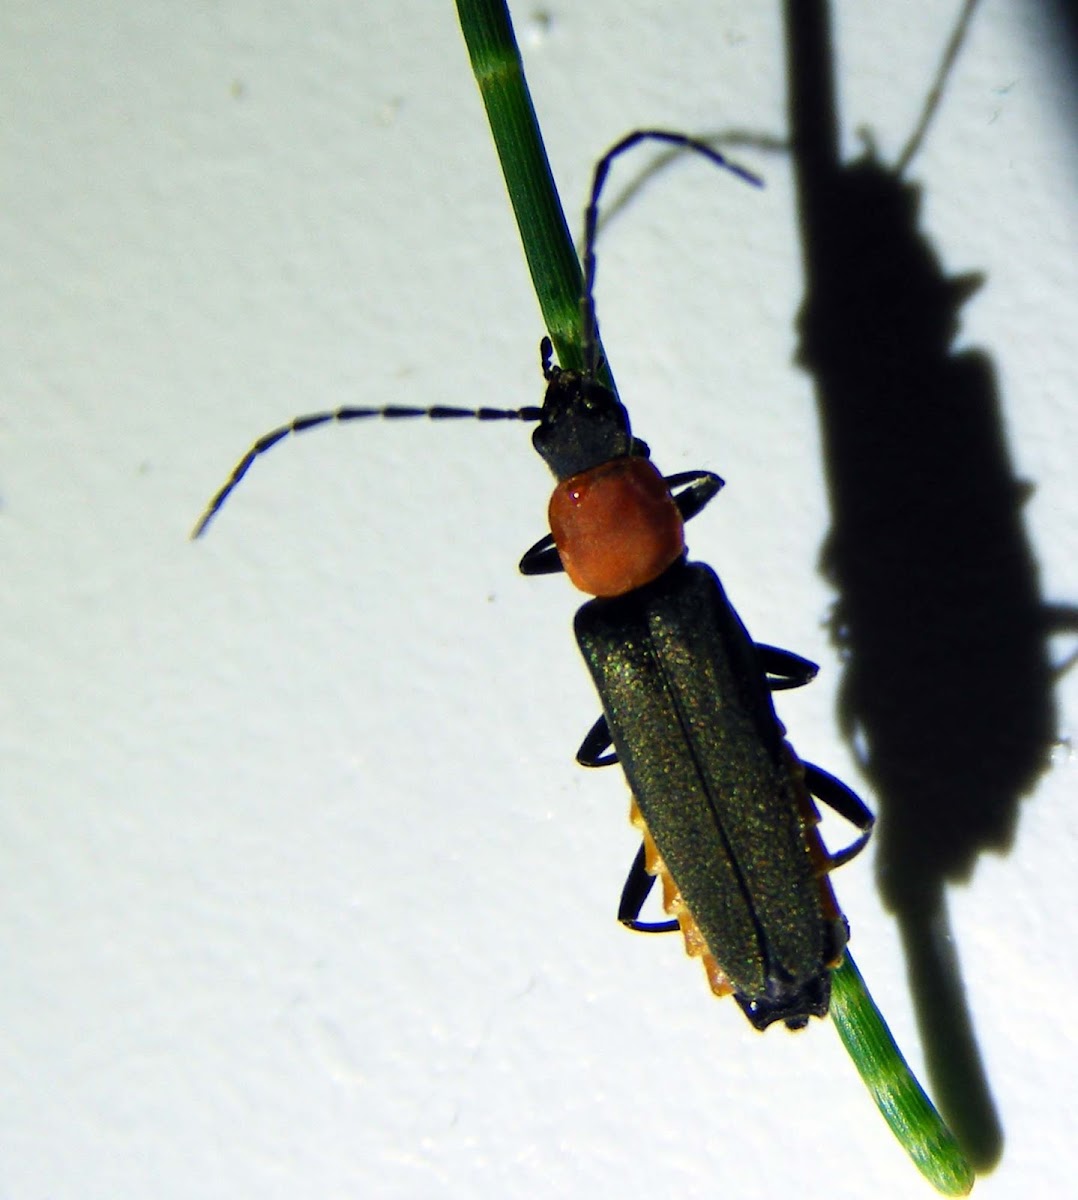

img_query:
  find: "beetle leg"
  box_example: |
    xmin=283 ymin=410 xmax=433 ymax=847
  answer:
xmin=576 ymin=715 xmax=619 ymax=767
xmin=666 ymin=469 xmax=724 ymax=524
xmin=618 ymin=843 xmax=680 ymax=933
xmin=518 ymin=532 xmax=564 ymax=575
xmin=755 ymin=643 xmax=819 ymax=690
xmin=803 ymin=762 xmax=875 ymax=869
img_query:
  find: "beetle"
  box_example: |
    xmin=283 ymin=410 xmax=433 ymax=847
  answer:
xmin=193 ymin=129 xmax=874 ymax=1031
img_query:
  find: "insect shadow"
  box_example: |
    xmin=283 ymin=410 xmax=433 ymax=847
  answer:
xmin=783 ymin=0 xmax=1078 ymax=1170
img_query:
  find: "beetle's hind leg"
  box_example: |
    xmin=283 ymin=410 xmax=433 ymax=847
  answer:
xmin=621 ymin=799 xmax=737 ymax=998
xmin=803 ymin=762 xmax=875 ymax=868
xmin=618 ymin=843 xmax=679 ymax=933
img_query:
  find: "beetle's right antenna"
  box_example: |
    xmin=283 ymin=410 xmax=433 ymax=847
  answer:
xmin=580 ymin=129 xmax=763 ymax=380
xmin=191 ymin=399 xmax=542 ymax=539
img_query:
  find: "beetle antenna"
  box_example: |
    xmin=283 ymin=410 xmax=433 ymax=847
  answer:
xmin=192 ymin=399 xmax=542 ymax=538
xmin=580 ymin=129 xmax=763 ymax=379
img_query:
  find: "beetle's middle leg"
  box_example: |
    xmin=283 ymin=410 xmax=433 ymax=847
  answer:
xmin=755 ymin=644 xmax=819 ymax=691
xmin=576 ymin=642 xmax=817 ymax=769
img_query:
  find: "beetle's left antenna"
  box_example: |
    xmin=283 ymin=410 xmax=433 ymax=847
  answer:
xmin=191 ymin=400 xmax=542 ymax=538
xmin=579 ymin=129 xmax=763 ymax=379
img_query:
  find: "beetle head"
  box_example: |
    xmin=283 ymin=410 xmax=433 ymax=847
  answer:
xmin=532 ymin=367 xmax=634 ymax=482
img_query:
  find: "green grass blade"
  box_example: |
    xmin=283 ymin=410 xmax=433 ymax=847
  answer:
xmin=455 ymin=0 xmax=597 ymax=377
xmin=831 ymin=953 xmax=975 ymax=1195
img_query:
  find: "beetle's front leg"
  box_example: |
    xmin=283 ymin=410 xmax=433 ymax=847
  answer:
xmin=666 ymin=469 xmax=724 ymax=524
xmin=518 ymin=531 xmax=563 ymax=576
